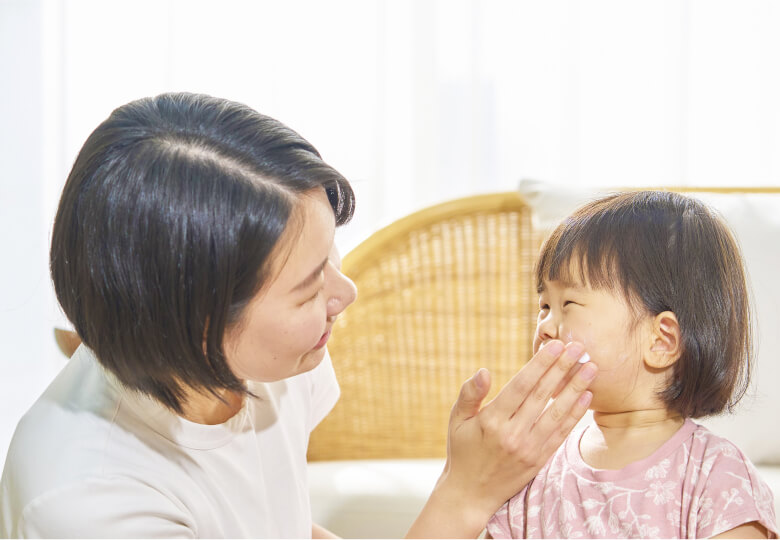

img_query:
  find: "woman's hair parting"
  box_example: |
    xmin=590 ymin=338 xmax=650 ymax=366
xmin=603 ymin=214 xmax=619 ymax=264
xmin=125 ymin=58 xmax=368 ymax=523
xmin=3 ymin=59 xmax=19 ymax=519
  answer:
xmin=535 ymin=191 xmax=752 ymax=418
xmin=50 ymin=92 xmax=355 ymax=412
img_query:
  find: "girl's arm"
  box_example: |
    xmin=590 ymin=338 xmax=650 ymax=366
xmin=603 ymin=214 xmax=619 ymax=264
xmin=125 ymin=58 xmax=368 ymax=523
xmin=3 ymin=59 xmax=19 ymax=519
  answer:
xmin=312 ymin=523 xmax=340 ymax=539
xmin=712 ymin=522 xmax=770 ymax=539
xmin=406 ymin=340 xmax=595 ymax=538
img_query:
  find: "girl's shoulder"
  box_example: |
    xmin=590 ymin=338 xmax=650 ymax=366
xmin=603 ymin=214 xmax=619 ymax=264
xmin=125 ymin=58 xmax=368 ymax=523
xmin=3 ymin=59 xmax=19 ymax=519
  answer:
xmin=686 ymin=419 xmax=755 ymax=463
xmin=682 ymin=420 xmax=769 ymax=490
xmin=684 ymin=421 xmax=778 ymax=537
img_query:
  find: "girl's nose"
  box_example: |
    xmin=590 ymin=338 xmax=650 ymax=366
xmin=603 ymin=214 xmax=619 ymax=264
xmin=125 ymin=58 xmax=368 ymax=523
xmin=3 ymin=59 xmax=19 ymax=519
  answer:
xmin=537 ymin=311 xmax=559 ymax=342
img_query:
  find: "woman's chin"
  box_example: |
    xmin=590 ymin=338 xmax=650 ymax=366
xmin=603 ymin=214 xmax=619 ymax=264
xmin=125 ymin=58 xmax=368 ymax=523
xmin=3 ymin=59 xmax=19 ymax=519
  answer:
xmin=297 ymin=347 xmax=328 ymax=373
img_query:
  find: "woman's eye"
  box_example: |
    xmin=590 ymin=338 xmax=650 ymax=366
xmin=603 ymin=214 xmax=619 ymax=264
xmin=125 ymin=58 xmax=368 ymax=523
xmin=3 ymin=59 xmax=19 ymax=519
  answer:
xmin=539 ymin=303 xmax=550 ymax=312
xmin=303 ymin=288 xmax=322 ymax=305
xmin=563 ymin=300 xmax=578 ymax=307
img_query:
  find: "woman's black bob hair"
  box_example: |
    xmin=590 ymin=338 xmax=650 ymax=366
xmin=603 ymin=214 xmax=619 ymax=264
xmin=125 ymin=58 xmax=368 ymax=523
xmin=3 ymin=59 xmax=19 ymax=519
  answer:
xmin=535 ymin=191 xmax=753 ymax=418
xmin=50 ymin=92 xmax=355 ymax=413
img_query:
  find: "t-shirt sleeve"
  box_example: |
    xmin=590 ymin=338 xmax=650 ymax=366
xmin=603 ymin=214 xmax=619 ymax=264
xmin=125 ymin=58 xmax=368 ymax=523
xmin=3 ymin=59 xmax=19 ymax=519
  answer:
xmin=14 ymin=476 xmax=196 ymax=539
xmin=694 ymin=443 xmax=778 ymax=538
xmin=306 ymin=349 xmax=340 ymax=432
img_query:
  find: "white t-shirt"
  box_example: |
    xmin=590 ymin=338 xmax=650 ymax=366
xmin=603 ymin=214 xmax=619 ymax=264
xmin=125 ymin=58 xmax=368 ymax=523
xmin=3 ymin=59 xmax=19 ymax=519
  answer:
xmin=0 ymin=345 xmax=340 ymax=538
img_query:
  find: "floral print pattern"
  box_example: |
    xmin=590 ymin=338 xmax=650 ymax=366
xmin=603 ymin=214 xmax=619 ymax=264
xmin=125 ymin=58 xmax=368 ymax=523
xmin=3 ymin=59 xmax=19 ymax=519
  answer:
xmin=487 ymin=420 xmax=777 ymax=538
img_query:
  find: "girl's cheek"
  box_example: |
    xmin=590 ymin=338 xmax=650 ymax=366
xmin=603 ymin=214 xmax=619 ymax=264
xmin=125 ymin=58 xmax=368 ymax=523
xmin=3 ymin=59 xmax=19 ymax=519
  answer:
xmin=563 ymin=328 xmax=596 ymax=356
xmin=532 ymin=325 xmax=545 ymax=353
xmin=562 ymin=326 xmax=585 ymax=345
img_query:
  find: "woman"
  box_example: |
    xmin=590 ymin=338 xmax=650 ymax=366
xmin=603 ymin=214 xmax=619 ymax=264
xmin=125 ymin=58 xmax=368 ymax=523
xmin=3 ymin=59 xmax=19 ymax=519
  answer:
xmin=0 ymin=93 xmax=595 ymax=538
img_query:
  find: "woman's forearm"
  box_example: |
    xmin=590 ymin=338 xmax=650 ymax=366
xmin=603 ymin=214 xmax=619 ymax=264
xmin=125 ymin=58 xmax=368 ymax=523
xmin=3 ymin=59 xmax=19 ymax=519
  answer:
xmin=406 ymin=472 xmax=492 ymax=538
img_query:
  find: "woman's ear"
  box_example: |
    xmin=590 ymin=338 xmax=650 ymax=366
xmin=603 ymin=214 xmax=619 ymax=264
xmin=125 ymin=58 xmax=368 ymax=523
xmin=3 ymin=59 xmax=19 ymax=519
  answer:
xmin=645 ymin=311 xmax=682 ymax=369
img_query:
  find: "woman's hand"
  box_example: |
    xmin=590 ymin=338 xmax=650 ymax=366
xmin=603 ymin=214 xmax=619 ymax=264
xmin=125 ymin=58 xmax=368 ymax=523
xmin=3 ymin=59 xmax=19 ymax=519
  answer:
xmin=406 ymin=340 xmax=596 ymax=538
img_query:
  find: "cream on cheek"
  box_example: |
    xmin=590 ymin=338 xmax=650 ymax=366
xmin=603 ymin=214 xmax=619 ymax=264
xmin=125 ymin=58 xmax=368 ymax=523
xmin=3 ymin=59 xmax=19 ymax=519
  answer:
xmin=560 ymin=319 xmax=633 ymax=374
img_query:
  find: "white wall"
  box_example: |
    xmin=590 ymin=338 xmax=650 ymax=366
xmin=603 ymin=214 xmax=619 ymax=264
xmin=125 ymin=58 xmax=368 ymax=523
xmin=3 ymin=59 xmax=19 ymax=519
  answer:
xmin=1 ymin=0 xmax=780 ymax=465
xmin=1 ymin=0 xmax=63 ymax=469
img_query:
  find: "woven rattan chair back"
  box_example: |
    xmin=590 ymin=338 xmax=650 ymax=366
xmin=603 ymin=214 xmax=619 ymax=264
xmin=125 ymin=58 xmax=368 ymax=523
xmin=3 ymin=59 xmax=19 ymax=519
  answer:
xmin=308 ymin=192 xmax=538 ymax=460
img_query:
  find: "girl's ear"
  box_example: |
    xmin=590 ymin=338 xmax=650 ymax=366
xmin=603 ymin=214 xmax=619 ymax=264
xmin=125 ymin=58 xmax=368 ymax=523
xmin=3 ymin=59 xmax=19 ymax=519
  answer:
xmin=645 ymin=311 xmax=682 ymax=369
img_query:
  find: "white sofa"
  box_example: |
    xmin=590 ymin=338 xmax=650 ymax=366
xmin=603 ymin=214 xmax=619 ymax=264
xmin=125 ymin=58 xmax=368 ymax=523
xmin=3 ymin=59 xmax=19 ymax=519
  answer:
xmin=309 ymin=183 xmax=780 ymax=538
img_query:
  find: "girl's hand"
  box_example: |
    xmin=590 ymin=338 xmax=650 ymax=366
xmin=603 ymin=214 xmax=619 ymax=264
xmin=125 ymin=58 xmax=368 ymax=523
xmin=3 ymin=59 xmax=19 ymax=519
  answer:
xmin=406 ymin=340 xmax=596 ymax=538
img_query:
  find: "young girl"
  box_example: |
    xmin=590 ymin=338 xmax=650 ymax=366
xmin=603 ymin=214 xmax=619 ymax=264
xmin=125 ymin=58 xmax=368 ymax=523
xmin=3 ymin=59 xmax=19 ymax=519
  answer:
xmin=487 ymin=191 xmax=778 ymax=539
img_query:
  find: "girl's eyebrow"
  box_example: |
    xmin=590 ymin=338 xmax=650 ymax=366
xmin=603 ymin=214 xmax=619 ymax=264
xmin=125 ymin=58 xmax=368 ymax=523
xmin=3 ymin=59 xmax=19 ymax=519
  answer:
xmin=537 ymin=279 xmax=587 ymax=294
xmin=291 ymin=258 xmax=328 ymax=293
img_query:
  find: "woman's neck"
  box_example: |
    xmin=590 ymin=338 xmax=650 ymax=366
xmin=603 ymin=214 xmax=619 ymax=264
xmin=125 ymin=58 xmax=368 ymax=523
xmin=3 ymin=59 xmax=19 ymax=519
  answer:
xmin=179 ymin=386 xmax=245 ymax=425
xmin=580 ymin=408 xmax=685 ymax=470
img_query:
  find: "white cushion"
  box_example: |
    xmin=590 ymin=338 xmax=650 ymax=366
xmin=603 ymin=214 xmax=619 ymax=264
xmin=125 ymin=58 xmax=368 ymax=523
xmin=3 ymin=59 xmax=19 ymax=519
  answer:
xmin=308 ymin=459 xmax=443 ymax=539
xmin=519 ymin=179 xmax=780 ymax=466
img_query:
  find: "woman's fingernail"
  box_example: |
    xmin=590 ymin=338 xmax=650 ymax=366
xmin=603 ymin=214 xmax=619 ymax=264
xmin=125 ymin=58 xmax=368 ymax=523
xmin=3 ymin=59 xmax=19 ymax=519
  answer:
xmin=578 ymin=391 xmax=593 ymax=407
xmin=545 ymin=341 xmax=564 ymax=356
xmin=473 ymin=368 xmax=486 ymax=391
xmin=566 ymin=342 xmax=585 ymax=357
xmin=580 ymin=362 xmax=597 ymax=380
xmin=578 ymin=352 xmax=591 ymax=364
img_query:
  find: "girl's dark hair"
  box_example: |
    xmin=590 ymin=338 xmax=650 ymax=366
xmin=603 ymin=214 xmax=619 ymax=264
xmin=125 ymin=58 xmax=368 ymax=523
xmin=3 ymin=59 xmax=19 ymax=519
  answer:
xmin=50 ymin=92 xmax=355 ymax=413
xmin=535 ymin=191 xmax=752 ymax=418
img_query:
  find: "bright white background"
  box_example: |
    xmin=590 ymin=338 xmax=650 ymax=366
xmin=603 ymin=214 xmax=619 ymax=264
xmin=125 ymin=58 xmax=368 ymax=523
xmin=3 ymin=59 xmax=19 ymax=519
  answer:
xmin=1 ymin=0 xmax=779 ymax=465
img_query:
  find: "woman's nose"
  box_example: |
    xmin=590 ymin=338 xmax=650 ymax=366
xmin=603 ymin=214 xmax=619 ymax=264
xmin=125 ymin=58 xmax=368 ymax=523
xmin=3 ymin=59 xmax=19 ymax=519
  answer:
xmin=326 ymin=270 xmax=357 ymax=319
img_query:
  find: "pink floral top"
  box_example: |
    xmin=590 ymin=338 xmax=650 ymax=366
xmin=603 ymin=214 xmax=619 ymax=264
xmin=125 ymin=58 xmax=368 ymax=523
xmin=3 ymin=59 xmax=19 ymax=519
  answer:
xmin=487 ymin=420 xmax=777 ymax=538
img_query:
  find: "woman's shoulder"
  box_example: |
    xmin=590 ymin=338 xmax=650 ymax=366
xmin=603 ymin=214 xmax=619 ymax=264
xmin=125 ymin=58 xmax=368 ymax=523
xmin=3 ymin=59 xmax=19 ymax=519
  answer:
xmin=6 ymin=347 xmax=122 ymax=469
xmin=1 ymin=472 xmax=195 ymax=538
xmin=2 ymin=347 xmax=173 ymax=505
xmin=0 ymin=347 xmax=188 ymax=536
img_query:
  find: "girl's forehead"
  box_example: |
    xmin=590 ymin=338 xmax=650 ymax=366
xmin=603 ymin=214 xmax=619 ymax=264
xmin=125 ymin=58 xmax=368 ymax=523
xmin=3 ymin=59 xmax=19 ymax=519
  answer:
xmin=539 ymin=278 xmax=586 ymax=293
xmin=539 ymin=255 xmax=590 ymax=291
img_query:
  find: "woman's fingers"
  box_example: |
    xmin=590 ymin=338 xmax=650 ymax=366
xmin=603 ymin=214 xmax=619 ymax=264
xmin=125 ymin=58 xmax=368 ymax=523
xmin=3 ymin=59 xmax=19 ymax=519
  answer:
xmin=449 ymin=368 xmax=492 ymax=425
xmin=487 ymin=341 xmax=587 ymax=428
xmin=421 ymin=341 xmax=596 ymax=537
xmin=507 ymin=342 xmax=588 ymax=429
xmin=550 ymin=360 xmax=584 ymax=399
xmin=534 ymin=361 xmax=596 ymax=456
xmin=485 ymin=340 xmax=566 ymax=418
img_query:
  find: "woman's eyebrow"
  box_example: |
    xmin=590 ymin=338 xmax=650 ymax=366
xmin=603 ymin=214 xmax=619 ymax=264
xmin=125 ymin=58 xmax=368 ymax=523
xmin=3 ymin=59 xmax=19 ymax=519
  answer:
xmin=291 ymin=258 xmax=328 ymax=293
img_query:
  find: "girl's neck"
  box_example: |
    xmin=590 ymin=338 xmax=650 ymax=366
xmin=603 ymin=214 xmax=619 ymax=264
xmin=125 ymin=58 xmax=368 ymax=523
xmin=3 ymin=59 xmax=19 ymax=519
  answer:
xmin=580 ymin=408 xmax=685 ymax=470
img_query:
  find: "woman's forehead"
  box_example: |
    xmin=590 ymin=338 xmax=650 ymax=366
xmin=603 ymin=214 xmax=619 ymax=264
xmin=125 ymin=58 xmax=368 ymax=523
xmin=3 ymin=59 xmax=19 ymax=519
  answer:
xmin=267 ymin=190 xmax=335 ymax=291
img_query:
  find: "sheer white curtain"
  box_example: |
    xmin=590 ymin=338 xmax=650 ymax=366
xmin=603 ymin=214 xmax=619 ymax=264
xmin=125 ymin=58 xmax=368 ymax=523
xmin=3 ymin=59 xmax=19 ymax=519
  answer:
xmin=1 ymin=0 xmax=779 ymax=463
